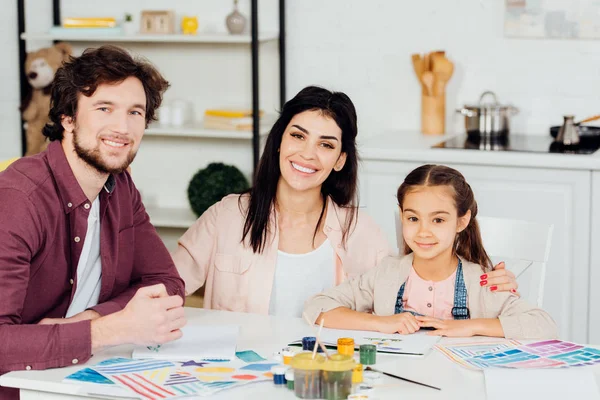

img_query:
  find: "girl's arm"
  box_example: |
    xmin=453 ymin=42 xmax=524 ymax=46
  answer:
xmin=415 ymin=316 xmax=504 ymax=337
xmin=317 ymin=307 xmax=421 ymax=335
xmin=303 ymin=262 xmax=381 ymax=325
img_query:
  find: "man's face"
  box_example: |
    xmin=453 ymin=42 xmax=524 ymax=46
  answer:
xmin=62 ymin=76 xmax=147 ymax=174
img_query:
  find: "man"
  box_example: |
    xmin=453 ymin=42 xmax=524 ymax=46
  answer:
xmin=0 ymin=45 xmax=186 ymax=399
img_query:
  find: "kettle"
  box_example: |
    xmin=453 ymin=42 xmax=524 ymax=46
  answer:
xmin=555 ymin=115 xmax=580 ymax=147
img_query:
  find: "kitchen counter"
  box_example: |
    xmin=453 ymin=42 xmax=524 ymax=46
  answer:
xmin=359 ymin=131 xmax=600 ymax=171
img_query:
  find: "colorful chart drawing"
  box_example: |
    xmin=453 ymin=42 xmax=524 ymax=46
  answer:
xmin=240 ymin=363 xmax=279 ymax=372
xmin=443 ymin=340 xmax=600 ymax=370
xmin=65 ymin=368 xmax=114 ymax=385
xmin=236 ymin=350 xmax=266 ymax=362
xmin=434 ymin=340 xmax=521 ymax=369
xmin=65 ymin=357 xmax=132 ymax=385
xmin=194 ymin=367 xmax=235 ymax=373
xmin=196 ymin=375 xmax=225 ymax=382
xmin=181 ymin=361 xmax=209 ymax=367
xmin=164 ymin=372 xmax=200 ymax=386
xmin=90 ymin=358 xmax=272 ymax=399
xmin=231 ymin=374 xmax=257 ymax=380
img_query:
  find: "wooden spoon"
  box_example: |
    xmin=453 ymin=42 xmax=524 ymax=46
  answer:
xmin=432 ymin=55 xmax=454 ymax=96
xmin=411 ymin=54 xmax=425 ymax=95
xmin=421 ymin=71 xmax=435 ymax=97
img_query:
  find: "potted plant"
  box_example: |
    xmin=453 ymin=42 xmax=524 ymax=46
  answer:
xmin=187 ymin=163 xmax=249 ymax=217
xmin=123 ymin=13 xmax=137 ymax=35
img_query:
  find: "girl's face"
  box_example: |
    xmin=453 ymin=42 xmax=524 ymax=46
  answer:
xmin=278 ymin=110 xmax=347 ymax=194
xmin=401 ymin=185 xmax=471 ymax=261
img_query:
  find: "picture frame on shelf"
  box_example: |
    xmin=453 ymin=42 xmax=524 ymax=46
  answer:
xmin=140 ymin=10 xmax=175 ymax=34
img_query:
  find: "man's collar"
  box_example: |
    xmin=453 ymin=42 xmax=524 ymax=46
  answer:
xmin=47 ymin=141 xmax=116 ymax=214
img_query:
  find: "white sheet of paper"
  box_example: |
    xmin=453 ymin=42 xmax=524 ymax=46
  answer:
xmin=304 ymin=328 xmax=441 ymax=356
xmin=485 ymin=368 xmax=600 ymax=400
xmin=132 ymin=325 xmax=239 ymax=361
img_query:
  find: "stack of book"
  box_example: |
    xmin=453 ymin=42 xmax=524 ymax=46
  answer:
xmin=203 ymin=109 xmax=264 ymax=131
xmin=49 ymin=17 xmax=122 ymax=36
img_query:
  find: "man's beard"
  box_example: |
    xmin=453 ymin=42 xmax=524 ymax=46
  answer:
xmin=72 ymin=129 xmax=136 ymax=175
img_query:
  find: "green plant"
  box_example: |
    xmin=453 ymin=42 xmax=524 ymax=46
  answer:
xmin=125 ymin=13 xmax=133 ymax=22
xmin=187 ymin=162 xmax=249 ymax=217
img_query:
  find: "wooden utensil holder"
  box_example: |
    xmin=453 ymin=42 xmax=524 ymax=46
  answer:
xmin=421 ymin=94 xmax=445 ymax=135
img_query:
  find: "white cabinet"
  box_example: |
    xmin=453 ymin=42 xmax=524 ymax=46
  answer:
xmin=590 ymin=172 xmax=600 ymax=344
xmin=360 ymin=159 xmax=592 ymax=342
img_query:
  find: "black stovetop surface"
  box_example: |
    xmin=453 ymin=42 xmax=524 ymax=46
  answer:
xmin=434 ymin=134 xmax=599 ymax=155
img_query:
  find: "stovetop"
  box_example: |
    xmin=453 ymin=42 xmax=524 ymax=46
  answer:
xmin=433 ymin=134 xmax=599 ymax=155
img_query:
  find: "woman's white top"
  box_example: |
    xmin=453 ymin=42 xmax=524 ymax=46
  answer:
xmin=268 ymin=238 xmax=335 ymax=318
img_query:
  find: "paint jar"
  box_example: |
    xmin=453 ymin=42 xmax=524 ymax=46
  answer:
xmin=347 ymin=394 xmax=371 ymax=399
xmin=359 ymin=344 xmax=376 ymax=365
xmin=282 ymin=349 xmax=295 ymax=365
xmin=285 ymin=369 xmax=294 ymax=390
xmin=321 ymin=353 xmax=355 ymax=400
xmin=337 ymin=337 xmax=355 ymax=356
xmin=302 ymin=336 xmax=323 ymax=352
xmin=291 ymin=352 xmax=325 ymax=399
xmin=271 ymin=365 xmax=287 ymax=385
xmin=352 ymin=363 xmax=363 ymax=384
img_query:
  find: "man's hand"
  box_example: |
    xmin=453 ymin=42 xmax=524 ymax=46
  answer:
xmin=376 ymin=312 xmax=420 ymax=334
xmin=38 ymin=310 xmax=101 ymax=325
xmin=91 ymin=284 xmax=186 ymax=352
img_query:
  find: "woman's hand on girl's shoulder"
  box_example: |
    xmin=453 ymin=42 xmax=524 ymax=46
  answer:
xmin=479 ymin=261 xmax=520 ymax=296
xmin=375 ymin=313 xmax=420 ymax=335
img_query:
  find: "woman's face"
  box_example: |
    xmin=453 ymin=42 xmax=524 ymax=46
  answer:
xmin=278 ymin=110 xmax=347 ymax=194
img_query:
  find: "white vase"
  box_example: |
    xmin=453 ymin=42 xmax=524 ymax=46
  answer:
xmin=123 ymin=21 xmax=137 ymax=35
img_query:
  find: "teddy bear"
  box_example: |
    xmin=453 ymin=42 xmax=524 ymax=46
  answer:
xmin=21 ymin=42 xmax=72 ymax=156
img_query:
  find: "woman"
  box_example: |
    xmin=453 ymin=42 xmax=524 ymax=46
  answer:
xmin=173 ymin=86 xmax=517 ymax=317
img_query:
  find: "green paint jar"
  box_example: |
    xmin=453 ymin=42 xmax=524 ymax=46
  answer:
xmin=359 ymin=344 xmax=376 ymax=365
xmin=285 ymin=369 xmax=294 ymax=390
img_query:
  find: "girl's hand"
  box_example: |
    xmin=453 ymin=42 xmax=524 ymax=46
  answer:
xmin=415 ymin=316 xmax=476 ymax=337
xmin=480 ymin=262 xmax=520 ymax=296
xmin=376 ymin=313 xmax=420 ymax=334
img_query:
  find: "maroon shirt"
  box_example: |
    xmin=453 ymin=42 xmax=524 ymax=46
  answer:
xmin=0 ymin=141 xmax=184 ymax=399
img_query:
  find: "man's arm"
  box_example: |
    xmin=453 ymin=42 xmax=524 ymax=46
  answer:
xmin=0 ymin=189 xmax=93 ymax=374
xmin=90 ymin=180 xmax=184 ymax=317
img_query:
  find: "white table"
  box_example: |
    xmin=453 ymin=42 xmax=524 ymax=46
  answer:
xmin=1 ymin=308 xmax=598 ymax=399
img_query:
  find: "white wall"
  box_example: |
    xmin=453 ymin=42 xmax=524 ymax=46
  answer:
xmin=0 ymin=1 xmax=22 ymax=159
xmin=285 ymin=0 xmax=600 ymax=138
xmin=4 ymin=0 xmax=600 ymax=158
xmin=2 ymin=1 xmax=600 ymax=158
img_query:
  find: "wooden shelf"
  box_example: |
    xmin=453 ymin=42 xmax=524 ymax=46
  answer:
xmin=146 ymin=206 xmax=197 ymax=229
xmin=145 ymin=122 xmax=271 ymax=140
xmin=20 ymin=32 xmax=279 ymax=44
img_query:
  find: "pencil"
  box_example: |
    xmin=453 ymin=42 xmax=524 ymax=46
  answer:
xmin=365 ymin=366 xmax=441 ymax=391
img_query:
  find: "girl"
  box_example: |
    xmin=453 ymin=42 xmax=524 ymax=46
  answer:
xmin=304 ymin=164 xmax=557 ymax=339
xmin=173 ymin=87 xmax=518 ymax=318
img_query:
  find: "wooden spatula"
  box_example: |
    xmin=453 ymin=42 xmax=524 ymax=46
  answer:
xmin=431 ymin=55 xmax=454 ymax=96
xmin=421 ymin=71 xmax=435 ymax=97
xmin=411 ymin=54 xmax=425 ymax=95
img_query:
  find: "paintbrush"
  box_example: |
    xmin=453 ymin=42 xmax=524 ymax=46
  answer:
xmin=302 ymin=312 xmax=331 ymax=359
xmin=312 ymin=318 xmax=324 ymax=359
xmin=365 ymin=366 xmax=441 ymax=391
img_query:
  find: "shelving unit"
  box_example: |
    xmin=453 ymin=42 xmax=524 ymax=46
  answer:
xmin=17 ymin=1 xmax=286 ymax=243
xmin=20 ymin=32 xmax=280 ymax=44
xmin=17 ymin=0 xmax=286 ymax=169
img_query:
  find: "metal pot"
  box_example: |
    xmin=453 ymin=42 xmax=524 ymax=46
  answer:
xmin=456 ymin=91 xmax=518 ymax=136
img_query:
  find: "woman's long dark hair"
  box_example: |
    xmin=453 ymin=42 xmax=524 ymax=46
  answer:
xmin=396 ymin=164 xmax=493 ymax=271
xmin=241 ymin=86 xmax=359 ymax=253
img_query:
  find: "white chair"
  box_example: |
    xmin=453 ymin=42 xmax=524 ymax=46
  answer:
xmin=394 ymin=210 xmax=553 ymax=307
